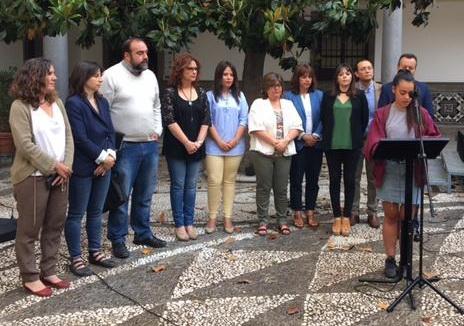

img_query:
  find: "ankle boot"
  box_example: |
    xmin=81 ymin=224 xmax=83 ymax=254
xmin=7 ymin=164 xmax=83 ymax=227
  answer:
xmin=332 ymin=218 xmax=342 ymax=235
xmin=341 ymin=217 xmax=351 ymax=237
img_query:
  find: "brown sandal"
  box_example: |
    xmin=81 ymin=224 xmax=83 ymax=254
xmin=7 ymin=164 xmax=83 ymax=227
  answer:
xmin=305 ymin=210 xmax=319 ymax=228
xmin=280 ymin=224 xmax=291 ymax=235
xmin=293 ymin=211 xmax=304 ymax=229
xmin=257 ymin=225 xmax=268 ymax=236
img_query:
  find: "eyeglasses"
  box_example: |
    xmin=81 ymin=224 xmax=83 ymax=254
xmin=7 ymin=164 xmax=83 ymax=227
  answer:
xmin=186 ymin=67 xmax=199 ymax=71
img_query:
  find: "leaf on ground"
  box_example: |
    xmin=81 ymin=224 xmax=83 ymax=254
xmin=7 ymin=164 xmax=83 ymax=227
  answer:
xmin=424 ymin=271 xmax=440 ymax=280
xmin=359 ymin=246 xmax=373 ymax=253
xmin=327 ymin=240 xmax=336 ymax=250
xmin=287 ymin=306 xmax=300 ymax=315
xmin=195 ymin=206 xmax=205 ymax=210
xmin=227 ymin=254 xmax=238 ymax=262
xmin=340 ymin=244 xmax=355 ymax=251
xmin=152 ymin=264 xmax=166 ymax=273
xmin=422 ymin=316 xmax=433 ymax=324
xmin=236 ymin=279 xmax=252 ymax=284
xmin=268 ymin=234 xmax=278 ymax=240
xmin=377 ymin=302 xmax=389 ymax=310
xmin=142 ymin=248 xmax=154 ymax=255
xmin=158 ymin=211 xmax=166 ymax=224
xmin=234 ymin=226 xmax=242 ymax=233
xmin=224 ymin=237 xmax=236 ymax=245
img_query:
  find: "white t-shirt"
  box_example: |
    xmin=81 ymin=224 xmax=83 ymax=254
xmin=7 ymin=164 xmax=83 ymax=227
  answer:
xmin=301 ymin=93 xmax=313 ymax=133
xmin=31 ymin=103 xmax=66 ymax=175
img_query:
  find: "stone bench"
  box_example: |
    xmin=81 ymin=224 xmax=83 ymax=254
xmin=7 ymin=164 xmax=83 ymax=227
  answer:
xmin=441 ymin=149 xmax=464 ymax=193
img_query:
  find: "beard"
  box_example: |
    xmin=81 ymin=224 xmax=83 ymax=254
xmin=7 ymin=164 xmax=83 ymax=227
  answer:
xmin=131 ymin=60 xmax=148 ymax=74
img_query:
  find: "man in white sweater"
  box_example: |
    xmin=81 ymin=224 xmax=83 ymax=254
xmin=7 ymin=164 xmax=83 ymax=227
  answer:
xmin=101 ymin=37 xmax=166 ymax=259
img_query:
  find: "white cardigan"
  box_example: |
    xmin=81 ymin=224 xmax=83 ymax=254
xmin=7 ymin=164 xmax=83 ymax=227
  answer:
xmin=248 ymin=98 xmax=303 ymax=156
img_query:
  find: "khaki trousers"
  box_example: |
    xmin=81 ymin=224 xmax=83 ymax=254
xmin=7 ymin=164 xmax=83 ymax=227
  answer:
xmin=14 ymin=176 xmax=68 ymax=282
xmin=205 ymin=155 xmax=243 ymax=220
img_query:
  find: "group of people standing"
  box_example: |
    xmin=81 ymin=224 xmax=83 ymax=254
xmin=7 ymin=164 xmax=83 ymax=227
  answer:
xmin=8 ymin=36 xmax=440 ymax=297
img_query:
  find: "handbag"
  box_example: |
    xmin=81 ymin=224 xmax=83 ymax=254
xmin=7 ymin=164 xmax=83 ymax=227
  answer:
xmin=457 ymin=131 xmax=464 ymax=162
xmin=0 ymin=216 xmax=16 ymax=243
xmin=103 ymin=171 xmax=128 ymax=212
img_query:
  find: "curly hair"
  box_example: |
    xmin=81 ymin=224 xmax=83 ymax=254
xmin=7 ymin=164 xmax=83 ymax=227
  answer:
xmin=9 ymin=58 xmax=57 ymax=108
xmin=168 ymin=53 xmax=201 ymax=88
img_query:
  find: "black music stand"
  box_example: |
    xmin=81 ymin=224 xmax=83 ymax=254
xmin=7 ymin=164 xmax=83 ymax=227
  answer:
xmin=359 ymin=138 xmax=463 ymax=313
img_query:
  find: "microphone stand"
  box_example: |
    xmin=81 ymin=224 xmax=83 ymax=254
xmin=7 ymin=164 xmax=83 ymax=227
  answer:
xmin=386 ymin=94 xmax=464 ymax=313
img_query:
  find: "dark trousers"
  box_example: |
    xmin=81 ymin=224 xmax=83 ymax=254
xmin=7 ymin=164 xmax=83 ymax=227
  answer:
xmin=325 ymin=149 xmax=361 ymax=218
xmin=289 ymin=146 xmax=323 ymax=211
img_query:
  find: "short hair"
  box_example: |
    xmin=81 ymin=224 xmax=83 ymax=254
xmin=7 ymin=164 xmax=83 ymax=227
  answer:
xmin=121 ymin=37 xmax=146 ymax=58
xmin=397 ymin=53 xmax=418 ymax=66
xmin=331 ymin=63 xmax=357 ymax=97
xmin=168 ymin=53 xmax=201 ymax=88
xmin=355 ymin=59 xmax=373 ymax=72
xmin=9 ymin=57 xmax=57 ymax=107
xmin=290 ymin=64 xmax=317 ymax=94
xmin=69 ymin=61 xmax=102 ymax=98
xmin=212 ymin=61 xmax=240 ymax=104
xmin=262 ymin=72 xmax=284 ymax=99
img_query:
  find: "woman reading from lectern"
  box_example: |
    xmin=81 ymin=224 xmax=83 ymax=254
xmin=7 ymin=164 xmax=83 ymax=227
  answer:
xmin=365 ymin=70 xmax=440 ymax=279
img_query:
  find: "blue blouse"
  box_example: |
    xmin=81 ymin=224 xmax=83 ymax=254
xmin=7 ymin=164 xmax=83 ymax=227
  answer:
xmin=205 ymin=91 xmax=248 ymax=156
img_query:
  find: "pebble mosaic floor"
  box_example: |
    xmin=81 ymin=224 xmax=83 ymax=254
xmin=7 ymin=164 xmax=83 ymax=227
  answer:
xmin=1 ymin=161 xmax=464 ymax=325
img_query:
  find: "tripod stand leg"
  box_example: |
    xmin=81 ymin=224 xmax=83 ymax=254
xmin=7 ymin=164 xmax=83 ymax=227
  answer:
xmin=421 ymin=278 xmax=464 ymax=314
xmin=387 ymin=278 xmax=420 ymax=312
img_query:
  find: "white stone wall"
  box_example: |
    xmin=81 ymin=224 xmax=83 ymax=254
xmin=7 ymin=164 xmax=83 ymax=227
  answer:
xmin=375 ymin=0 xmax=464 ymax=82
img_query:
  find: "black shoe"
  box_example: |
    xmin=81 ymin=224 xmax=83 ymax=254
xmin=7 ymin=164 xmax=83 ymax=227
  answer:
xmin=89 ymin=252 xmax=117 ymax=268
xmin=133 ymin=236 xmax=167 ymax=248
xmin=112 ymin=242 xmax=130 ymax=259
xmin=413 ymin=217 xmax=420 ymax=242
xmin=384 ymin=256 xmax=398 ymax=279
xmin=69 ymin=257 xmax=93 ymax=277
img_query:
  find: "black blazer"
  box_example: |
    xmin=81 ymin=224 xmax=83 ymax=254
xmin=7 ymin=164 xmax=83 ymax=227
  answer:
xmin=320 ymin=91 xmax=369 ymax=151
xmin=66 ymin=94 xmax=116 ymax=177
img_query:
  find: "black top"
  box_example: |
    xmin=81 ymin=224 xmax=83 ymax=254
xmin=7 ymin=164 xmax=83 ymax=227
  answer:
xmin=161 ymin=87 xmax=211 ymax=160
xmin=320 ymin=91 xmax=369 ymax=151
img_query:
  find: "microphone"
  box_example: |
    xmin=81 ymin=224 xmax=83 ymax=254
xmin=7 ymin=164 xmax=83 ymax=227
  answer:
xmin=409 ymin=90 xmax=419 ymax=99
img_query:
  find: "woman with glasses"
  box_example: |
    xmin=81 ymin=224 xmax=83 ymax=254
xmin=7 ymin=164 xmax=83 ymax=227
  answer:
xmin=248 ymin=72 xmax=303 ymax=236
xmin=161 ymin=53 xmax=211 ymax=241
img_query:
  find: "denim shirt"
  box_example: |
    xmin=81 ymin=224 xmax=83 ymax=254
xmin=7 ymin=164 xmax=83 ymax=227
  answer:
xmin=205 ymin=91 xmax=248 ymax=156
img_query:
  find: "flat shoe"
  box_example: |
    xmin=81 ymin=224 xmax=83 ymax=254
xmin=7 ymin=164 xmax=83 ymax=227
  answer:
xmin=23 ymin=284 xmax=52 ymax=297
xmin=40 ymin=277 xmax=70 ymax=289
xmin=176 ymin=227 xmax=190 ymax=241
xmin=89 ymin=252 xmax=116 ymax=268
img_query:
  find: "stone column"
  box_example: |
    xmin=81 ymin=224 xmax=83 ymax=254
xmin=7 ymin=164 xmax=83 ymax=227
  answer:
xmin=381 ymin=8 xmax=403 ymax=83
xmin=43 ymin=34 xmax=69 ymax=99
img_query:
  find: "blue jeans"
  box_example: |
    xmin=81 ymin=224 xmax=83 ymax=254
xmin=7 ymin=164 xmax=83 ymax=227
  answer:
xmin=166 ymin=157 xmax=202 ymax=227
xmin=65 ymin=173 xmax=111 ymax=259
xmin=107 ymin=141 xmax=159 ymax=244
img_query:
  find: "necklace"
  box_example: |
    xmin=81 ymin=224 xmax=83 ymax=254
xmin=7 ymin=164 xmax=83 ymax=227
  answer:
xmin=180 ymin=87 xmax=193 ymax=106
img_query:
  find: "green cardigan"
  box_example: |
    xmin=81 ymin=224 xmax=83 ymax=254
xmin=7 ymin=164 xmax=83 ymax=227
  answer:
xmin=9 ymin=99 xmax=74 ymax=185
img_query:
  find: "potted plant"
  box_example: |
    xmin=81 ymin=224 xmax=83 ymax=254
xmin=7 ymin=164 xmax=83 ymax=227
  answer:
xmin=0 ymin=67 xmax=16 ymax=156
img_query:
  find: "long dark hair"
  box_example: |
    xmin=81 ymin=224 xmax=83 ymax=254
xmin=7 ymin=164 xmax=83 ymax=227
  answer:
xmin=69 ymin=61 xmax=102 ymax=98
xmin=392 ymin=69 xmax=424 ymax=132
xmin=290 ymin=64 xmax=317 ymax=94
xmin=331 ymin=63 xmax=357 ymax=97
xmin=9 ymin=58 xmax=58 ymax=107
xmin=213 ymin=61 xmax=240 ymax=104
